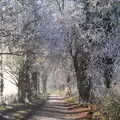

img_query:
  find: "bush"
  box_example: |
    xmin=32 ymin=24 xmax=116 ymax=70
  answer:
xmin=94 ymin=89 xmax=120 ymax=120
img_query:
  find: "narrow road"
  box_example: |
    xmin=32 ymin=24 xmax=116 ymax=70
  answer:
xmin=28 ymin=94 xmax=72 ymax=120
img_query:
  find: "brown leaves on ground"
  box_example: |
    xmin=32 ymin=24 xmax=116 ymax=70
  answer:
xmin=70 ymin=105 xmax=96 ymax=119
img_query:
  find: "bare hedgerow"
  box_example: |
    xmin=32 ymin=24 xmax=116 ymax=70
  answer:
xmin=98 ymin=89 xmax=120 ymax=120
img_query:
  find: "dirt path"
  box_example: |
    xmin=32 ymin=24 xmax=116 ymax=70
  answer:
xmin=0 ymin=95 xmax=94 ymax=120
xmin=28 ymin=94 xmax=72 ymax=120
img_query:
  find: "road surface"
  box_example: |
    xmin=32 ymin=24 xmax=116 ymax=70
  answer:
xmin=28 ymin=94 xmax=72 ymax=120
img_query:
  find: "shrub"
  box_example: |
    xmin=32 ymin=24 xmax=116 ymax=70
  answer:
xmin=94 ymin=89 xmax=120 ymax=120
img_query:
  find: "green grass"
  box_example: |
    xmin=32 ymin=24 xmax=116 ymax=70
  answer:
xmin=64 ymin=96 xmax=76 ymax=104
xmin=0 ymin=106 xmax=7 ymax=111
xmin=13 ymin=113 xmax=24 ymax=119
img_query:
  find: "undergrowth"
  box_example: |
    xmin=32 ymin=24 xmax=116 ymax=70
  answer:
xmin=92 ymin=90 xmax=120 ymax=120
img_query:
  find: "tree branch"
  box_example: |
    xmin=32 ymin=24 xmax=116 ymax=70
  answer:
xmin=0 ymin=52 xmax=24 ymax=56
xmin=56 ymin=0 xmax=63 ymax=14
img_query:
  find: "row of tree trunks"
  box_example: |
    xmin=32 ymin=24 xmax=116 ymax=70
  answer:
xmin=17 ymin=50 xmax=40 ymax=103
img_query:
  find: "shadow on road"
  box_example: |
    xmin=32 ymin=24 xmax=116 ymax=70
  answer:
xmin=28 ymin=95 xmax=73 ymax=120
